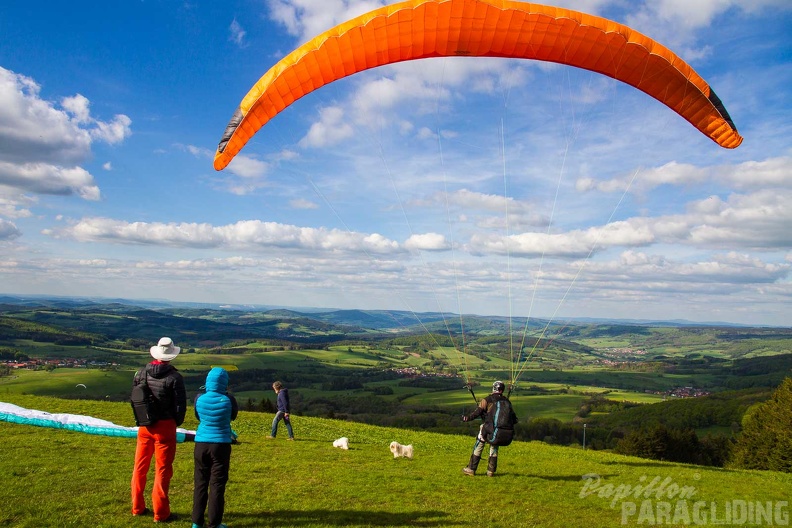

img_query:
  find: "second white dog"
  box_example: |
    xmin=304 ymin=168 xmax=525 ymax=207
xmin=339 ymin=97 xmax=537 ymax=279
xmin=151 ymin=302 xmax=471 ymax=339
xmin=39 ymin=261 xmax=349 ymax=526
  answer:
xmin=389 ymin=441 xmax=413 ymax=459
xmin=333 ymin=437 xmax=349 ymax=450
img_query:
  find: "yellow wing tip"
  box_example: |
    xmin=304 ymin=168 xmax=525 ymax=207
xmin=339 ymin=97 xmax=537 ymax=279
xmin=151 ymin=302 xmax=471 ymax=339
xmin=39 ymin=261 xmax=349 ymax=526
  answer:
xmin=214 ymin=152 xmax=231 ymax=171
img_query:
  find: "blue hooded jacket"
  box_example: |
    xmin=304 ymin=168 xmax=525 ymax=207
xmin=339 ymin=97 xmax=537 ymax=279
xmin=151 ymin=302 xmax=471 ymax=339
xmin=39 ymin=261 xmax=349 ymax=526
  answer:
xmin=194 ymin=367 xmax=238 ymax=443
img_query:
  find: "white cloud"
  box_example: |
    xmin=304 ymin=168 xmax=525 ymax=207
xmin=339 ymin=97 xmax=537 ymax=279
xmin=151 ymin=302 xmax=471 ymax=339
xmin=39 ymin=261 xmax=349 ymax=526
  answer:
xmin=226 ymin=154 xmax=269 ymax=179
xmin=635 ymin=0 xmax=792 ymax=29
xmin=0 ymin=161 xmax=100 ymax=200
xmin=0 ymin=194 xmax=36 ymax=219
xmin=276 ymin=149 xmax=299 ymax=161
xmin=684 ymin=190 xmax=792 ymax=249
xmin=48 ymin=217 xmax=404 ymax=254
xmin=445 ymin=189 xmax=512 ymax=212
xmin=413 ymin=189 xmax=548 ymax=232
xmin=0 ymin=219 xmax=21 ymax=240
xmin=221 ymin=154 xmax=271 ymax=195
xmin=584 ymin=250 xmax=789 ymax=286
xmin=404 ymin=232 xmax=449 ymax=251
xmin=61 ymin=94 xmax=91 ymax=124
xmin=89 ymin=114 xmax=132 ymax=144
xmin=229 ymin=18 xmax=247 ymax=47
xmin=457 ymin=184 xmax=792 ymax=258
xmin=417 ymin=127 xmax=434 ymax=140
xmin=0 ymin=67 xmax=92 ymax=165
xmin=0 ymin=66 xmax=130 ymax=207
xmin=469 ymin=219 xmax=656 ymax=258
xmin=624 ymin=0 xmax=792 ymax=57
xmin=267 ymin=0 xmax=387 ymax=43
xmin=290 ymin=198 xmax=319 ymax=209
xmin=184 ymin=144 xmax=213 ymax=158
xmin=576 ymin=157 xmax=792 ymax=194
xmin=719 ymin=157 xmax=792 ymax=190
xmin=299 ymin=106 xmax=354 ymax=148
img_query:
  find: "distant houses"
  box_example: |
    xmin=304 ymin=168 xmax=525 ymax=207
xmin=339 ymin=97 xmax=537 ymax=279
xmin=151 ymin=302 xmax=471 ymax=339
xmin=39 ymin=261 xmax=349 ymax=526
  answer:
xmin=2 ymin=358 xmax=118 ymax=370
xmin=389 ymin=366 xmax=456 ymax=378
xmin=663 ymin=386 xmax=711 ymax=398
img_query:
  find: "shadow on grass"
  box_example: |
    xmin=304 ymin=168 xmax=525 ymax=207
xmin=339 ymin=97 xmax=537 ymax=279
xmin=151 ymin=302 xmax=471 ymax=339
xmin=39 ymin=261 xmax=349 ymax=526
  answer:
xmin=601 ymin=460 xmax=740 ymax=472
xmin=530 ymin=473 xmax=619 ymax=481
xmin=600 ymin=460 xmax=729 ymax=469
xmin=498 ymin=472 xmax=618 ymax=481
xmin=600 ymin=460 xmax=673 ymax=468
xmin=223 ymin=509 xmax=459 ymax=527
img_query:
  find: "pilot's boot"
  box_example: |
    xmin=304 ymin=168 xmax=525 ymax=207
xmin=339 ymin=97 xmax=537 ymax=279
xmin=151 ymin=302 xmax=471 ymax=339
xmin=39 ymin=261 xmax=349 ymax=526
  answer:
xmin=462 ymin=454 xmax=481 ymax=476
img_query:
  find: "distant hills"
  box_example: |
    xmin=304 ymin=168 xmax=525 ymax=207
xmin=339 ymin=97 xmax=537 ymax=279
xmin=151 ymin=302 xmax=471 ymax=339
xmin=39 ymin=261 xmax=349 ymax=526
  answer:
xmin=0 ymin=293 xmax=773 ymax=332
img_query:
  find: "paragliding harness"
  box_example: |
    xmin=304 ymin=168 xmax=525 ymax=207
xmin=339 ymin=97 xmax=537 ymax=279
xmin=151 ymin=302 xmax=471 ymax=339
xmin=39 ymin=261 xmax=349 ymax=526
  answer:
xmin=130 ymin=370 xmax=160 ymax=427
xmin=465 ymin=383 xmax=518 ymax=447
xmin=487 ymin=395 xmax=517 ymax=446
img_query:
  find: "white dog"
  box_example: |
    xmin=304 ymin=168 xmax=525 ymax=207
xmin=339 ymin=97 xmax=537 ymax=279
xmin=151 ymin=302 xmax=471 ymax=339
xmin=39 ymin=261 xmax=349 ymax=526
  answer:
xmin=333 ymin=437 xmax=349 ymax=450
xmin=389 ymin=441 xmax=413 ymax=459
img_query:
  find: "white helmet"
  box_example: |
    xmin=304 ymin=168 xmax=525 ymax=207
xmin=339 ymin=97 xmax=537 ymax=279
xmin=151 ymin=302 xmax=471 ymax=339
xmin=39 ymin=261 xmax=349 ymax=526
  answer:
xmin=492 ymin=380 xmax=506 ymax=393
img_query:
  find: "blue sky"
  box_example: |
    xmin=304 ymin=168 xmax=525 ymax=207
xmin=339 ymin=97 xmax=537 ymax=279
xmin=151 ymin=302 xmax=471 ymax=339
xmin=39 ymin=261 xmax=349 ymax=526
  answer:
xmin=0 ymin=0 xmax=790 ymax=326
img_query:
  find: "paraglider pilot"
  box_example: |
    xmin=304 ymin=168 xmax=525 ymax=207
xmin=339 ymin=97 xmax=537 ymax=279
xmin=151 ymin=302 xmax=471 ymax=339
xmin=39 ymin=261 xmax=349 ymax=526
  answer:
xmin=462 ymin=380 xmax=518 ymax=477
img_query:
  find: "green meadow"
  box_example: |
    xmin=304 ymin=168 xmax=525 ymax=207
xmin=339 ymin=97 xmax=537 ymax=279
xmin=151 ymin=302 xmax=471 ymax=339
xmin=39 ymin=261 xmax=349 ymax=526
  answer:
xmin=0 ymin=333 xmax=728 ymax=430
xmin=1 ymin=394 xmax=789 ymax=528
xmin=0 ymin=361 xmax=667 ymax=425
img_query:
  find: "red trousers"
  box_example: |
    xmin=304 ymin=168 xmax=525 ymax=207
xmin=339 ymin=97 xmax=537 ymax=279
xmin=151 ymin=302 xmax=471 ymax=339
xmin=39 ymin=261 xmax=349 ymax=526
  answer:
xmin=131 ymin=419 xmax=177 ymax=521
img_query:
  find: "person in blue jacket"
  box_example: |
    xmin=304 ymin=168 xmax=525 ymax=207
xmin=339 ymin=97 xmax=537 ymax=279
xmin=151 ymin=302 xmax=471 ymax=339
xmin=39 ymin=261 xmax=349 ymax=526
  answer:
xmin=267 ymin=380 xmax=294 ymax=440
xmin=191 ymin=367 xmax=238 ymax=528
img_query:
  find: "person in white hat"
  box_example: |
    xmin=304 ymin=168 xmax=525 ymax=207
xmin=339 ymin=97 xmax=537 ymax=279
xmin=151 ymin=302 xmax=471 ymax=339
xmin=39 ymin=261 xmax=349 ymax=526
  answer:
xmin=131 ymin=337 xmax=187 ymax=523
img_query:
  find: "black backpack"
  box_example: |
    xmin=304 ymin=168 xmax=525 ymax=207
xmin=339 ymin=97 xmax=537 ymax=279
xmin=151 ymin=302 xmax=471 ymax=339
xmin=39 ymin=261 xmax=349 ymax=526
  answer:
xmin=130 ymin=370 xmax=160 ymax=427
xmin=488 ymin=397 xmax=518 ymax=447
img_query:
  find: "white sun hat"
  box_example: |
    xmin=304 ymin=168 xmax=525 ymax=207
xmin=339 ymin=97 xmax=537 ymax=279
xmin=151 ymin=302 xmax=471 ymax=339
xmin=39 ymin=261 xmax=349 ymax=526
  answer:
xmin=149 ymin=337 xmax=181 ymax=361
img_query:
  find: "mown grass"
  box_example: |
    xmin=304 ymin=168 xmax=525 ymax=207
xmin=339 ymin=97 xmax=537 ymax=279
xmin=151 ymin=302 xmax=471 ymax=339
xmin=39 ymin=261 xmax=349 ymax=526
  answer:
xmin=1 ymin=394 xmax=790 ymax=528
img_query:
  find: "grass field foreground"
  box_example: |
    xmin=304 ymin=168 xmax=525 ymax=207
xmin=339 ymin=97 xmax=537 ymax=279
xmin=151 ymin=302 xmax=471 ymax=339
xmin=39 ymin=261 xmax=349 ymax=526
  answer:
xmin=1 ymin=394 xmax=790 ymax=528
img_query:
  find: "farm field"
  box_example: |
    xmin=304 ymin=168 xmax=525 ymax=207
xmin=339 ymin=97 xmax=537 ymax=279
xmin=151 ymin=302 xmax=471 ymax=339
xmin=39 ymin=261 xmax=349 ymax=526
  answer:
xmin=1 ymin=355 xmax=670 ymax=424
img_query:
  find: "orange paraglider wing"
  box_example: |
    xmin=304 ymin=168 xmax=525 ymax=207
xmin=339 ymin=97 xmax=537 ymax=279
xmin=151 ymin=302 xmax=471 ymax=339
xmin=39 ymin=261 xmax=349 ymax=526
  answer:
xmin=214 ymin=0 xmax=742 ymax=171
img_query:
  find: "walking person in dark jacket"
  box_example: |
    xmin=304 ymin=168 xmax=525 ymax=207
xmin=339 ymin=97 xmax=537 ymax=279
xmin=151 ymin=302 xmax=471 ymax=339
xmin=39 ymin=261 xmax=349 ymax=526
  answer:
xmin=131 ymin=337 xmax=187 ymax=522
xmin=267 ymin=381 xmax=294 ymax=440
xmin=192 ymin=367 xmax=238 ymax=528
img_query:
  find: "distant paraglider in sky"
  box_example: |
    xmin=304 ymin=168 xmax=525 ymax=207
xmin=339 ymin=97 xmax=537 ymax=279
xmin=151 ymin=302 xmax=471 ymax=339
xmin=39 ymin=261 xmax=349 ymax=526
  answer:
xmin=214 ymin=0 xmax=742 ymax=171
xmin=75 ymin=383 xmax=87 ymax=389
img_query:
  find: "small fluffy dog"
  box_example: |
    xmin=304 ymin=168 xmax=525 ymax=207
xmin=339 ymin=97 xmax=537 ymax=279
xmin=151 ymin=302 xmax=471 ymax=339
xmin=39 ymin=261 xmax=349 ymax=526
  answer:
xmin=333 ymin=437 xmax=349 ymax=450
xmin=389 ymin=441 xmax=413 ymax=459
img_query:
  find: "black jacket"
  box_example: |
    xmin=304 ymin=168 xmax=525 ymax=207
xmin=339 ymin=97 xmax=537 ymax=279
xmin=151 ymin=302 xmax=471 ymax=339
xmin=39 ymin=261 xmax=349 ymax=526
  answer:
xmin=468 ymin=392 xmax=516 ymax=426
xmin=133 ymin=362 xmax=187 ymax=426
xmin=467 ymin=392 xmax=518 ymax=445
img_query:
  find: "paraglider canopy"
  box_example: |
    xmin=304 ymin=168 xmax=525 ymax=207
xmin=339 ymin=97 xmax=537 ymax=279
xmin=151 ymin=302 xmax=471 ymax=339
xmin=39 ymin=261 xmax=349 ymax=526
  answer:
xmin=214 ymin=0 xmax=742 ymax=171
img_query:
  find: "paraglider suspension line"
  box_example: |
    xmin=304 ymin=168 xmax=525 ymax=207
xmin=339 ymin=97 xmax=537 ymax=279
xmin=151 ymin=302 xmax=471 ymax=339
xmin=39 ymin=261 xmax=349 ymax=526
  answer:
xmin=465 ymin=383 xmax=478 ymax=404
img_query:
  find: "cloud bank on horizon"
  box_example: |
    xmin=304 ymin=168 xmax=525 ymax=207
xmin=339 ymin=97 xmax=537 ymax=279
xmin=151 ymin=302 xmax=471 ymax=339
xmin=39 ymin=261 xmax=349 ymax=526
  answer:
xmin=0 ymin=0 xmax=790 ymax=326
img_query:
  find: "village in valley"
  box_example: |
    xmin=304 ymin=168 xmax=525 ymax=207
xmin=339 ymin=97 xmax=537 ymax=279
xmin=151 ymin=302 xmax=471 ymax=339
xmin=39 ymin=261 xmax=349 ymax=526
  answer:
xmin=2 ymin=356 xmax=118 ymax=371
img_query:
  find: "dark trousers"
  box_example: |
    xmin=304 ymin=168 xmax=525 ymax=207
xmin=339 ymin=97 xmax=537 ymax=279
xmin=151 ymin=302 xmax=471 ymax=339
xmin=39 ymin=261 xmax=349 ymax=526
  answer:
xmin=192 ymin=442 xmax=232 ymax=528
